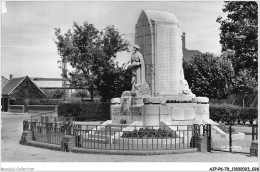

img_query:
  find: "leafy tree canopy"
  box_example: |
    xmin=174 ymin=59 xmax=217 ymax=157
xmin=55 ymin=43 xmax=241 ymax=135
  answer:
xmin=54 ymin=22 xmax=130 ymax=101
xmin=183 ymin=53 xmax=234 ymax=99
xmin=232 ymin=69 xmax=257 ymax=96
xmin=217 ymin=1 xmax=258 ymax=78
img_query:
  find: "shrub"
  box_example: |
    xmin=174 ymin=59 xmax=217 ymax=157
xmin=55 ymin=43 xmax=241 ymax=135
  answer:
xmin=239 ymin=107 xmax=258 ymax=125
xmin=210 ymin=103 xmax=257 ymax=125
xmin=210 ymin=104 xmax=239 ymax=124
xmin=71 ymin=90 xmax=90 ymax=98
xmin=120 ymin=119 xmax=127 ymax=124
xmin=43 ymin=89 xmax=65 ymax=99
xmin=58 ymin=102 xmax=110 ymax=121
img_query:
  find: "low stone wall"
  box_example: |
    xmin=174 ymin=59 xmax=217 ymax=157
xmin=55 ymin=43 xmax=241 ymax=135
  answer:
xmin=27 ymin=105 xmax=58 ymax=116
xmin=25 ymin=141 xmax=61 ymax=151
xmin=8 ymin=105 xmax=25 ymax=113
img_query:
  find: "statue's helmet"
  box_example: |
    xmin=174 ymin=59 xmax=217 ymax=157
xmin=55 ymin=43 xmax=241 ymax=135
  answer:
xmin=133 ymin=44 xmax=141 ymax=50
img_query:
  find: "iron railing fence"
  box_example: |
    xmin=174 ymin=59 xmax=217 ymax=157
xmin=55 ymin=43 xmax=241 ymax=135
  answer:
xmin=73 ymin=124 xmax=196 ymax=150
xmin=23 ymin=119 xmax=75 ymax=145
xmin=192 ymin=124 xmax=212 ymax=152
xmin=210 ymin=124 xmax=258 ymax=154
xmin=30 ymin=111 xmax=78 ymax=126
xmin=22 ymin=117 xmax=258 ymax=153
xmin=32 ymin=122 xmax=65 ymax=145
xmin=31 ymin=116 xmax=76 ymax=124
xmin=31 ymin=111 xmax=55 ymax=122
xmin=23 ymin=121 xmax=208 ymax=150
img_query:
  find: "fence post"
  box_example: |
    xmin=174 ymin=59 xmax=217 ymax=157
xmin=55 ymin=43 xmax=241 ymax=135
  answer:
xmin=23 ymin=120 xmax=25 ymax=131
xmin=252 ymin=125 xmax=255 ymax=141
xmin=229 ymin=125 xmax=232 ymax=152
xmin=191 ymin=124 xmax=199 ymax=148
xmin=208 ymin=124 xmax=212 ymax=152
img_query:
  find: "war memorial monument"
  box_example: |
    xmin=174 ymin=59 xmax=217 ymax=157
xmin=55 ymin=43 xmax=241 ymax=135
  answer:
xmin=20 ymin=10 xmax=246 ymax=154
xmin=110 ymin=10 xmax=210 ymax=126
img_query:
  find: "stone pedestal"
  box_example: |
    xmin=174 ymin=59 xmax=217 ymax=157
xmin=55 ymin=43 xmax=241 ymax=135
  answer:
xmin=19 ymin=131 xmax=33 ymax=144
xmin=61 ymin=135 xmax=76 ymax=152
xmin=110 ymin=98 xmax=121 ymax=121
xmin=250 ymin=140 xmax=258 ymax=157
xmin=195 ymin=104 xmax=209 ymax=121
xmin=143 ymin=104 xmax=160 ymax=126
xmin=110 ymin=95 xmax=210 ymax=125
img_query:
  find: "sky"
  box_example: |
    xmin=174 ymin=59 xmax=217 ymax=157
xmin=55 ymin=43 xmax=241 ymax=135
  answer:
xmin=1 ymin=1 xmax=224 ymax=79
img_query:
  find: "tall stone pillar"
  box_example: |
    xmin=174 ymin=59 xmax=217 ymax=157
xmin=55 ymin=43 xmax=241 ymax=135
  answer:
xmin=135 ymin=10 xmax=193 ymax=97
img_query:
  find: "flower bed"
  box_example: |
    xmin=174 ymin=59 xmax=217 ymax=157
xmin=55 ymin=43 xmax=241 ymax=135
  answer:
xmin=121 ymin=128 xmax=176 ymax=138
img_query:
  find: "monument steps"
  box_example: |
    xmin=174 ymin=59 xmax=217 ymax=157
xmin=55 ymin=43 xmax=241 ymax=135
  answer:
xmin=82 ymin=125 xmax=127 ymax=145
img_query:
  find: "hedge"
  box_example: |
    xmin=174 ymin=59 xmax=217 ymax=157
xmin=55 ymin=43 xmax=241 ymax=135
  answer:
xmin=58 ymin=102 xmax=110 ymax=121
xmin=209 ymin=104 xmax=258 ymax=125
xmin=27 ymin=105 xmax=58 ymax=113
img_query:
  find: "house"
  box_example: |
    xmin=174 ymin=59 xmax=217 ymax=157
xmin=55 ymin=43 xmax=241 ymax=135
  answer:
xmin=1 ymin=76 xmax=46 ymax=111
xmin=30 ymin=77 xmax=92 ymax=99
xmin=31 ymin=77 xmax=77 ymax=99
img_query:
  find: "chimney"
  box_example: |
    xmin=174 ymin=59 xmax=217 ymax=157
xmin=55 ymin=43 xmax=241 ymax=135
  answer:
xmin=182 ymin=32 xmax=186 ymax=49
xmin=9 ymin=74 xmax=13 ymax=80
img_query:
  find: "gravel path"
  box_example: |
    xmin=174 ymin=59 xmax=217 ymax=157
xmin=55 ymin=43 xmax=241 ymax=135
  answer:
xmin=1 ymin=112 xmax=258 ymax=162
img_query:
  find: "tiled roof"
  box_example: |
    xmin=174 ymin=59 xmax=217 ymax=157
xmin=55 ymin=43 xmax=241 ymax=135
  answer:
xmin=31 ymin=78 xmax=63 ymax=88
xmin=31 ymin=77 xmax=63 ymax=81
xmin=1 ymin=76 xmax=9 ymax=90
xmin=1 ymin=77 xmax=25 ymax=95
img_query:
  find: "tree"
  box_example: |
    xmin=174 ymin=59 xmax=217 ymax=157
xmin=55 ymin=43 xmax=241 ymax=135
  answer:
xmin=232 ymin=69 xmax=257 ymax=107
xmin=54 ymin=22 xmax=130 ymax=102
xmin=71 ymin=90 xmax=90 ymax=98
xmin=217 ymin=1 xmax=258 ymax=79
xmin=91 ymin=26 xmax=130 ymax=101
xmin=43 ymin=89 xmax=66 ymax=99
xmin=104 ymin=62 xmax=131 ymax=100
xmin=183 ymin=53 xmax=234 ymax=99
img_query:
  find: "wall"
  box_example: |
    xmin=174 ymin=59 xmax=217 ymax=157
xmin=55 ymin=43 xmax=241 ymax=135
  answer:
xmin=8 ymin=105 xmax=24 ymax=113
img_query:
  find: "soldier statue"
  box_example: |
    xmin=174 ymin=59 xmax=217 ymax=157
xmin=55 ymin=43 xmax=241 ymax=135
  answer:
xmin=128 ymin=44 xmax=145 ymax=90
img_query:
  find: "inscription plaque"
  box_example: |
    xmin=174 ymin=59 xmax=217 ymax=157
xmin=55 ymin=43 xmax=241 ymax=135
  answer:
xmin=156 ymin=24 xmax=181 ymax=95
xmin=171 ymin=108 xmax=184 ymax=120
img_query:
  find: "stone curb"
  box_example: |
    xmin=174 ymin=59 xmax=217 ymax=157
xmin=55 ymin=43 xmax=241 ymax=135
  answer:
xmin=71 ymin=147 xmax=198 ymax=155
xmin=21 ymin=140 xmax=198 ymax=155
xmin=24 ymin=141 xmax=61 ymax=151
